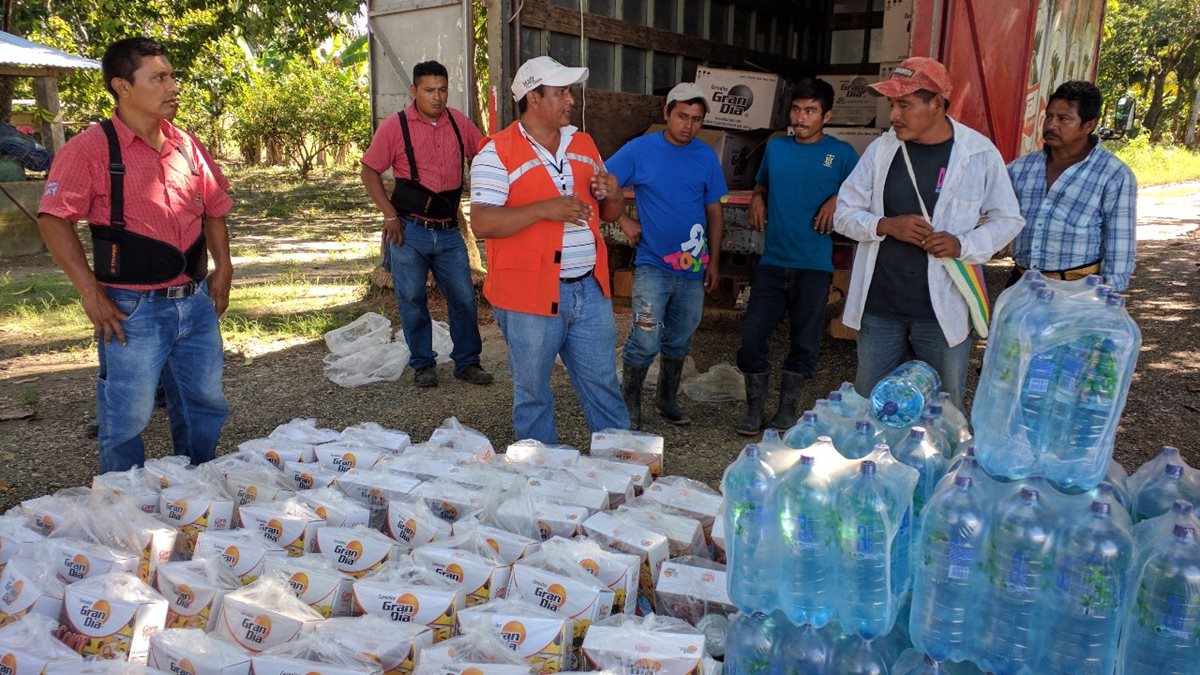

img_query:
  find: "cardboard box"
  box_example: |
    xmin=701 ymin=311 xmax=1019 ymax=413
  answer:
xmin=385 ymin=495 xmax=453 ymax=553
xmin=147 ymin=628 xmax=252 ymax=675
xmin=580 ymin=512 xmax=669 ymax=616
xmin=543 ymin=536 xmax=639 ymax=616
xmin=410 ymin=481 xmax=482 ymax=523
xmin=453 ymin=523 xmax=539 ymax=567
xmin=314 ymin=443 xmax=386 ymax=473
xmin=212 ymin=586 xmax=323 ymax=654
xmin=643 ymin=479 xmax=724 ymax=537
xmin=0 ymin=557 xmax=63 ymax=626
xmin=881 ymin=0 xmax=914 ymax=62
xmin=159 ymin=487 xmax=236 ymax=558
xmin=293 ymin=489 xmax=372 ymax=529
xmin=59 ymin=572 xmax=168 ymax=664
xmin=655 ymin=558 xmax=735 ymax=624
xmin=335 ymin=468 xmax=423 ymax=525
xmin=644 ymin=123 xmax=769 ymax=190
xmin=590 ymin=430 xmax=665 ymax=478
xmin=825 ymin=126 xmax=886 ymax=157
xmin=582 ymin=623 xmax=706 ymax=674
xmin=237 ymin=501 xmax=325 ymax=557
xmin=283 ymin=461 xmax=341 ymax=492
xmin=251 ymin=653 xmax=378 ymax=675
xmin=314 ymin=617 xmax=434 ymax=675
xmin=155 ymin=561 xmax=238 ymax=632
xmin=458 ymin=603 xmax=573 ymax=674
xmin=262 ymin=556 xmax=356 ymax=618
xmin=352 ymin=578 xmax=464 ymax=643
xmin=193 ymin=530 xmax=288 ymax=585
xmin=695 ymin=66 xmax=787 ymax=131
xmin=236 ymin=438 xmax=316 ymax=467
xmin=821 ymin=74 xmax=881 ymax=126
xmin=411 ymin=546 xmax=511 ymax=607
xmin=0 ymin=518 xmax=43 ymax=577
xmin=528 ymin=477 xmax=613 ymax=517
xmin=51 ymin=538 xmax=140 ymax=584
xmin=314 ymin=526 xmax=402 ymax=579
xmin=506 ymin=562 xmax=615 ymax=670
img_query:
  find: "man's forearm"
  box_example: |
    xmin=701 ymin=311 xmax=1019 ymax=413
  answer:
xmin=598 ymin=192 xmax=625 ymax=223
xmin=470 ymin=202 xmax=547 ymax=238
xmin=38 ymin=214 xmax=102 ymax=300
xmin=204 ymin=216 xmax=232 ymax=272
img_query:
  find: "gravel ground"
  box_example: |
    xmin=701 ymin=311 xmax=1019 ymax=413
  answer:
xmin=1 ymin=183 xmax=1197 ymax=510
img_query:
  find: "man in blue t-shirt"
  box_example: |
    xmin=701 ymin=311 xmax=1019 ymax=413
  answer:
xmin=607 ymin=82 xmax=727 ymax=429
xmin=735 ymin=78 xmax=859 ymax=435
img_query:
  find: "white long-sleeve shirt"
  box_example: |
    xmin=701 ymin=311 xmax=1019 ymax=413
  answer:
xmin=834 ymin=117 xmax=1025 ymax=347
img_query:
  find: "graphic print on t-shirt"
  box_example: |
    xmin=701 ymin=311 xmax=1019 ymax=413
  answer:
xmin=662 ymin=223 xmax=709 ymax=273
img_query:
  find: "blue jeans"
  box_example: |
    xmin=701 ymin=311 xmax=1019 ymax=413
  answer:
xmin=388 ymin=217 xmax=482 ymax=373
xmin=98 ymin=281 xmax=228 ymax=472
xmin=853 ymin=311 xmax=973 ymax=409
xmin=622 ymin=265 xmax=705 ymax=367
xmin=494 ymin=276 xmax=629 ymax=443
xmin=736 ymin=265 xmax=831 ymax=377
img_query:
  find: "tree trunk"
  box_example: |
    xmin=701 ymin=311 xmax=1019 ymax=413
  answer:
xmin=1186 ymin=73 xmax=1200 ymax=148
xmin=0 ymin=77 xmax=14 ymax=124
xmin=1144 ymin=72 xmax=1168 ymax=142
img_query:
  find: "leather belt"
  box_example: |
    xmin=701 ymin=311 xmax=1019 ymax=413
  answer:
xmin=408 ymin=215 xmax=458 ymax=231
xmin=146 ymin=280 xmax=202 ymax=298
xmin=1014 ymin=260 xmax=1101 ymax=281
xmin=561 ymin=269 xmax=594 ymax=284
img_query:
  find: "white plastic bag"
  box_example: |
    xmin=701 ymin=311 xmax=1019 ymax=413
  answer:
xmin=682 ymin=362 xmax=745 ymax=402
xmin=429 ymin=320 xmax=455 ymax=365
xmin=325 ymin=312 xmax=392 ymax=356
xmin=324 ymin=341 xmax=411 ymax=388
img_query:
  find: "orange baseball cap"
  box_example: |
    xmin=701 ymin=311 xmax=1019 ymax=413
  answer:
xmin=869 ymin=57 xmax=953 ymax=99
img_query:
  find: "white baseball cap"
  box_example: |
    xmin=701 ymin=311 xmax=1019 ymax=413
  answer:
xmin=511 ymin=56 xmax=589 ymax=102
xmin=666 ymin=82 xmax=709 ymax=111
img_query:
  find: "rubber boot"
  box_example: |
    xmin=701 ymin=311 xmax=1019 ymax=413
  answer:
xmin=735 ymin=372 xmax=769 ymax=436
xmin=656 ymin=356 xmax=690 ymax=425
xmin=769 ymin=370 xmax=809 ymax=431
xmin=622 ymin=362 xmax=649 ymax=431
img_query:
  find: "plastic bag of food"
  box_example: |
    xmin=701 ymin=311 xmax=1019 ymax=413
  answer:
xmin=238 ymin=437 xmax=318 ymax=467
xmin=458 ymin=596 xmax=574 ymax=674
xmin=451 ymin=519 xmax=540 ymax=567
xmin=0 ymin=555 xmax=66 ymax=626
xmin=59 ymin=572 xmax=168 ymax=663
xmin=336 ymin=468 xmax=423 ymax=527
xmin=155 ymin=557 xmax=241 ymax=631
xmin=427 ymin=418 xmax=495 ymax=462
xmin=681 ymin=362 xmax=745 ymax=402
xmin=653 ymin=555 xmax=735 ymax=629
xmin=325 ymin=312 xmax=392 ymax=356
xmin=643 ymin=475 xmax=724 ymax=541
xmin=315 ymin=441 xmax=389 ymax=473
xmin=338 ymin=422 xmax=413 ymax=452
xmin=385 ymin=493 xmax=453 ymax=553
xmin=590 ymin=430 xmax=665 ymax=478
xmin=354 ymin=556 xmax=468 ymax=642
xmin=294 ymin=487 xmax=372 ymax=528
xmin=285 ymin=460 xmax=342 ymax=491
xmin=411 ymin=479 xmax=485 ymax=524
xmin=0 ymin=612 xmax=83 ymax=671
xmin=92 ymin=467 xmax=162 ymax=514
xmin=414 ymin=629 xmax=533 ymax=674
xmin=238 ymin=497 xmax=325 ymax=556
xmin=0 ymin=511 xmax=44 ymax=576
xmin=503 ymin=440 xmax=581 ymax=469
xmin=252 ymin=631 xmax=386 ymax=674
xmin=324 ymin=341 xmax=412 ymax=388
xmin=223 ymin=462 xmax=296 ymax=506
xmin=212 ymin=573 xmax=324 ymax=654
xmin=52 ymin=491 xmax=177 ymax=584
xmin=26 ymin=537 xmax=138 ymax=585
xmin=45 ymin=661 xmax=158 ymax=674
xmin=159 ymin=480 xmax=236 ymax=558
xmin=194 ymin=528 xmax=287 ymax=584
xmin=270 ymin=417 xmax=341 ymax=445
xmin=411 ymin=525 xmax=513 ymax=607
xmin=313 ymin=525 xmax=402 ymax=579
xmin=263 ymin=553 xmax=355 ymax=618
xmin=147 ymin=628 xmax=251 ymax=675
xmin=541 ymin=536 xmax=640 ymax=616
xmin=564 ymin=459 xmax=637 ymax=509
xmin=616 ymin=498 xmax=707 ymax=559
xmin=580 ymin=512 xmax=669 ymax=615
xmin=315 ymin=615 xmax=435 ymax=675
xmin=18 ymin=487 xmax=91 ymax=535
xmin=581 ymin=613 xmax=705 ymax=673
xmin=525 ymin=470 xmax=609 ymax=516
xmin=142 ymin=456 xmax=193 ymax=490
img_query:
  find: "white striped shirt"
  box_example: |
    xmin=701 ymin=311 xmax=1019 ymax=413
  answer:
xmin=470 ymin=123 xmax=597 ymax=278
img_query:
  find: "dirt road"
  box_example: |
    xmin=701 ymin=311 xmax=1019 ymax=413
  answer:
xmin=1 ymin=181 xmax=1197 ymax=510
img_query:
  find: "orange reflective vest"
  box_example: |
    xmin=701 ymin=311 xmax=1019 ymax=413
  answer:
xmin=480 ymin=122 xmax=611 ymax=316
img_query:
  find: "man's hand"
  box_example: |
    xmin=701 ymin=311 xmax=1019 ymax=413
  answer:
xmin=813 ymin=195 xmax=837 ymax=234
xmin=82 ymin=291 xmax=128 ymax=346
xmin=208 ymin=266 xmax=233 ymax=316
xmin=542 ymin=195 xmax=594 ymax=224
xmin=922 ymin=232 xmax=962 ymax=259
xmin=747 ymin=194 xmax=766 ymax=231
xmin=704 ymin=260 xmax=720 ymax=294
xmin=590 ymin=171 xmax=620 ymax=201
xmin=618 ymin=214 xmax=642 ymax=246
xmin=878 ymin=215 xmax=934 ymax=246
xmin=383 ymin=217 xmax=404 ymax=247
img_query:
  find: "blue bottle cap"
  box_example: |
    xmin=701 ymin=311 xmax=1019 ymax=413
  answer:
xmin=954 ymin=475 xmax=973 ymax=488
xmin=803 ymin=412 xmax=817 ymax=423
xmin=1162 ymin=446 xmax=1181 ymax=456
xmin=1084 ymin=274 xmax=1101 ymax=287
xmin=860 ymin=460 xmax=877 ymax=475
xmin=1166 ymin=464 xmax=1185 ymax=477
xmin=799 ymin=455 xmax=815 ymax=466
xmin=1021 ymin=487 xmax=1040 ymax=501
xmin=928 ymin=404 xmax=943 ymax=415
xmin=1174 ymin=524 xmax=1196 ymax=539
xmin=882 ymin=401 xmax=899 ymax=416
xmin=1095 ymin=285 xmax=1112 ymax=299
xmin=1106 ymin=293 xmax=1125 ymax=308
xmin=1022 ymin=269 xmax=1040 ymax=281
xmin=1036 ymin=287 xmax=1055 ymax=301
xmin=829 ymin=391 xmax=843 ymax=402
xmin=743 ymin=445 xmax=760 ymax=458
xmin=1096 ymin=482 xmax=1114 ymax=495
xmin=1091 ymin=501 xmax=1110 ymax=515
xmin=1173 ymin=500 xmax=1194 ymax=515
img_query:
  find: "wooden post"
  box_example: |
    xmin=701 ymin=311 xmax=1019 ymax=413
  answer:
xmin=32 ymin=76 xmax=64 ymax=153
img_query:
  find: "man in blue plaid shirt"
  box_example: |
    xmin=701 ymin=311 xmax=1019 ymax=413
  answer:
xmin=1007 ymin=81 xmax=1137 ymax=291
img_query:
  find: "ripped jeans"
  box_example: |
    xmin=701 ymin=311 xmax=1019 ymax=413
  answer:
xmin=621 ymin=264 xmax=705 ymax=368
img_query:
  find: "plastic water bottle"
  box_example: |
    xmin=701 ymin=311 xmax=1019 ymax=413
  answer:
xmin=777 ymin=454 xmax=835 ymax=627
xmin=784 ymin=412 xmax=830 ymax=449
xmin=933 ymin=392 xmax=971 ymax=446
xmin=909 ymin=475 xmax=987 ymax=664
xmin=976 ymin=487 xmax=1055 ymax=674
xmin=1134 ymin=464 xmax=1192 ymax=523
xmin=828 ymin=390 xmax=860 ymax=423
xmin=897 ymin=655 xmax=944 ymax=675
xmin=723 ymin=444 xmax=778 ymax=614
xmin=871 ymin=361 xmax=941 ymax=428
xmin=696 ymin=613 xmax=729 ymax=658
xmin=836 ymin=460 xmax=894 ymax=639
xmin=1017 ymin=288 xmax=1059 ymax=450
xmin=775 ymin=620 xmax=833 ymax=674
xmin=893 ymin=428 xmax=949 ymax=520
xmin=1119 ymin=525 xmax=1200 ymax=674
xmin=1132 ymin=500 xmax=1200 ymax=573
xmin=920 ymin=406 xmax=956 ymax=456
xmin=840 ymin=420 xmax=880 ymax=460
xmin=1039 ymin=500 xmax=1132 ymax=675
xmin=830 ymin=636 xmax=889 ymax=675
xmin=1128 ymin=445 xmax=1192 ymax=496
xmin=724 ymin=612 xmax=778 ymax=674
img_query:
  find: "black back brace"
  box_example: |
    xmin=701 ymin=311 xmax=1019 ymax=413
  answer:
xmin=387 ymin=110 xmax=466 ymax=221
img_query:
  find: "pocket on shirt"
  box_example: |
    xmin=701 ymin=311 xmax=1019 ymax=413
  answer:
xmin=167 ymin=173 xmax=207 ymax=220
xmin=942 ymin=196 xmax=984 ymax=233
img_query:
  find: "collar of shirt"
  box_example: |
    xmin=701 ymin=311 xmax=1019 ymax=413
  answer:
xmin=110 ymin=110 xmax=183 ymax=155
xmin=517 ymin=122 xmax=577 ymax=165
xmin=405 ymin=104 xmax=448 ymax=127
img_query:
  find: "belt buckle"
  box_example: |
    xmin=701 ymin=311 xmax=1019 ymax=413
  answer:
xmin=165 ymin=282 xmax=192 ymax=299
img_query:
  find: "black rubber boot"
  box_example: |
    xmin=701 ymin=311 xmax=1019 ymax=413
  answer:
xmin=769 ymin=370 xmax=809 ymax=431
xmin=622 ymin=362 xmax=649 ymax=430
xmin=656 ymin=356 xmax=690 ymax=425
xmin=735 ymin=372 xmax=769 ymax=436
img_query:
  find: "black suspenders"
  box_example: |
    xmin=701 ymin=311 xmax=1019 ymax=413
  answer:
xmin=99 ymin=119 xmax=126 ymax=227
xmin=396 ymin=110 xmax=467 ymax=184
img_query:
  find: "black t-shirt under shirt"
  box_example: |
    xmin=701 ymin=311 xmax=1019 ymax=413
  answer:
xmin=865 ymin=135 xmax=955 ymax=319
